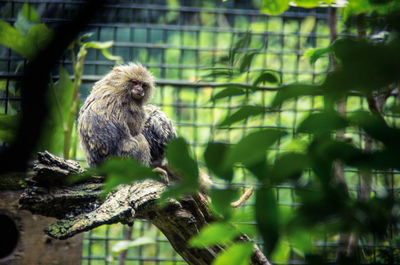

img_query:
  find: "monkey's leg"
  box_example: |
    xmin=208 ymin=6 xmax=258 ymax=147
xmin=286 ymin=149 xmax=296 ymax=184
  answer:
xmin=118 ymin=134 xmax=151 ymax=166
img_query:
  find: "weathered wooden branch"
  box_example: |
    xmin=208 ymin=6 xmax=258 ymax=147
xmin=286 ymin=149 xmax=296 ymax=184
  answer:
xmin=19 ymin=151 xmax=270 ymax=265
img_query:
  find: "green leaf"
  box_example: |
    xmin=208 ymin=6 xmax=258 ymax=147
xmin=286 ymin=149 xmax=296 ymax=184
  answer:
xmin=21 ymin=3 xmax=40 ymax=23
xmin=229 ymin=32 xmax=251 ymax=65
xmin=38 ymin=66 xmax=74 ymax=154
xmin=261 ymin=0 xmax=290 ymax=15
xmin=204 ymin=143 xmax=233 ymax=181
xmin=166 ymin=137 xmax=198 ymax=183
xmin=270 ymin=241 xmax=290 ymax=262
xmin=386 ymin=102 xmax=400 ymax=114
xmin=14 ymin=3 xmax=39 ymax=35
xmin=302 ymin=45 xmax=333 ymax=65
xmin=253 ymin=71 xmax=280 ymax=86
xmin=213 ymin=242 xmax=253 ymax=265
xmin=271 ymin=153 xmax=310 ymax=183
xmin=211 ymin=87 xmax=246 ymax=102
xmin=83 ymin=41 xmax=114 ymax=49
xmin=297 ymin=111 xmax=348 ymax=135
xmin=112 ymin=237 xmax=155 ymax=258
xmin=256 ymin=187 xmax=279 ymax=256
xmin=54 ymin=66 xmax=74 ymax=113
xmin=99 ymin=158 xmax=158 ymax=195
xmin=0 ymin=20 xmax=35 ymax=59
xmin=225 ymin=129 xmax=286 ymax=168
xmin=162 ymin=137 xmax=199 ymax=199
xmin=209 ymin=188 xmax=238 ymax=220
xmin=203 ymin=69 xmax=234 ymax=80
xmin=0 ymin=114 xmax=20 ymax=143
xmin=219 ymin=106 xmax=266 ymax=127
xmin=78 ymin=32 xmax=94 ymax=44
xmin=0 ymin=114 xmax=20 ymax=131
xmin=294 ymin=0 xmax=320 ymax=8
xmin=102 ymin=49 xmax=123 ymax=62
xmin=0 ymin=130 xmax=16 ymax=143
xmin=190 ymin=222 xmax=241 ymax=247
xmin=349 ymin=112 xmax=400 ymax=148
xmin=27 ymin=23 xmax=53 ymax=51
xmin=271 ymin=84 xmax=323 ymax=107
xmin=289 ymin=230 xmax=313 ymax=255
xmin=239 ymin=51 xmax=257 ymax=72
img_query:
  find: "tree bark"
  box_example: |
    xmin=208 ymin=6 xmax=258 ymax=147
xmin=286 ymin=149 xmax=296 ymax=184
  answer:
xmin=19 ymin=151 xmax=270 ymax=265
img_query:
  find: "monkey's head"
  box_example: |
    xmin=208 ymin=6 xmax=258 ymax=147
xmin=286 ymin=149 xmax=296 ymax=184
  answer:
xmin=103 ymin=63 xmax=155 ymax=104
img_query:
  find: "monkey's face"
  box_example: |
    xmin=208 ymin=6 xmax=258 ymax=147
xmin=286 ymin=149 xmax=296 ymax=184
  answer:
xmin=130 ymin=80 xmax=149 ymax=100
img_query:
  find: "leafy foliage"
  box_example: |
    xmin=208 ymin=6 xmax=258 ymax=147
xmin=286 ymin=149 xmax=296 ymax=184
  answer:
xmin=0 ymin=3 xmax=52 ymax=60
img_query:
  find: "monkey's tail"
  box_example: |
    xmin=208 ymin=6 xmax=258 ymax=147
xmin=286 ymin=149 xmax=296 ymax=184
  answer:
xmin=230 ymin=186 xmax=254 ymax=208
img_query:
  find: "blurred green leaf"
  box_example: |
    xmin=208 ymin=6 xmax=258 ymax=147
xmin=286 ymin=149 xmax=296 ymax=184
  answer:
xmin=83 ymin=40 xmax=114 ymax=49
xmin=0 ymin=114 xmax=20 ymax=143
xmin=209 ymin=188 xmax=238 ymax=220
xmin=349 ymin=111 xmax=400 ymax=148
xmin=27 ymin=23 xmax=53 ymax=51
xmin=204 ymin=142 xmax=233 ymax=181
xmin=211 ymin=86 xmax=246 ymax=102
xmin=343 ymin=0 xmax=400 ymax=20
xmin=102 ymin=49 xmax=123 ymax=62
xmin=112 ymin=237 xmax=155 ymax=258
xmin=229 ymin=32 xmax=251 ymax=65
xmin=166 ymin=137 xmax=198 ymax=183
xmin=219 ymin=106 xmax=266 ymax=127
xmin=261 ymin=0 xmax=290 ymax=15
xmin=239 ymin=51 xmax=257 ymax=72
xmin=99 ymin=158 xmax=158 ymax=195
xmin=293 ymin=0 xmax=320 ymax=8
xmin=270 ymin=241 xmax=290 ymax=262
xmin=0 ymin=130 xmax=16 ymax=143
xmin=14 ymin=2 xmax=39 ymax=35
xmin=256 ymin=187 xmax=279 ymax=256
xmin=225 ymin=129 xmax=286 ymax=168
xmin=0 ymin=20 xmax=35 ymax=59
xmin=0 ymin=114 xmax=20 ymax=131
xmin=54 ymin=66 xmax=74 ymax=114
xmin=272 ymin=84 xmax=323 ymax=107
xmin=213 ymin=242 xmax=253 ymax=265
xmin=162 ymin=137 xmax=199 ymax=199
xmin=323 ymin=39 xmax=400 ymax=97
xmin=297 ymin=111 xmax=348 ymax=135
xmin=253 ymin=71 xmax=280 ymax=86
xmin=39 ymin=66 xmax=74 ymax=154
xmin=386 ymin=102 xmax=400 ymax=114
xmin=78 ymin=32 xmax=94 ymax=44
xmin=271 ymin=153 xmax=310 ymax=183
xmin=190 ymin=222 xmax=240 ymax=247
xmin=302 ymin=45 xmax=334 ymax=65
xmin=289 ymin=229 xmax=313 ymax=256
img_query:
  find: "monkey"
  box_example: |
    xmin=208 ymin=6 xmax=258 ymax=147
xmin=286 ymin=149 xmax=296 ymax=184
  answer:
xmin=77 ymin=62 xmax=252 ymax=206
xmin=78 ymin=63 xmax=154 ymax=167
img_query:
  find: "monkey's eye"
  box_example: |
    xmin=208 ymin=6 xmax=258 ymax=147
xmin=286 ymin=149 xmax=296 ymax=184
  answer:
xmin=142 ymin=84 xmax=148 ymax=90
xmin=131 ymin=80 xmax=138 ymax=86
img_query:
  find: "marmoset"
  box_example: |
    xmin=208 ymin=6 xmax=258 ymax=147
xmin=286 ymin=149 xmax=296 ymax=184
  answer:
xmin=77 ymin=63 xmax=251 ymax=206
xmin=78 ymin=63 xmax=175 ymax=167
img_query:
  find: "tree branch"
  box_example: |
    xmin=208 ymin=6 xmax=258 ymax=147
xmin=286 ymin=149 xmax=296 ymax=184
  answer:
xmin=19 ymin=152 xmax=270 ymax=265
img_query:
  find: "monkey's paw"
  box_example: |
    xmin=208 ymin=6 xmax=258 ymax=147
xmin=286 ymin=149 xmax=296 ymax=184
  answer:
xmin=153 ymin=167 xmax=169 ymax=184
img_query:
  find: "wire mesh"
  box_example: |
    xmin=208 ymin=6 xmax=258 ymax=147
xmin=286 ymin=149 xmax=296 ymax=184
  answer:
xmin=1 ymin=0 xmax=399 ymax=264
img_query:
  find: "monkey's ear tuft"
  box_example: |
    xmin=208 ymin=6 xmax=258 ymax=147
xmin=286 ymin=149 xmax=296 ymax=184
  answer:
xmin=113 ymin=68 xmax=121 ymax=72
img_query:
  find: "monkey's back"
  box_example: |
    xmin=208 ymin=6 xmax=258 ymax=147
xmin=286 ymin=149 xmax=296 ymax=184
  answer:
xmin=142 ymin=105 xmax=177 ymax=166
